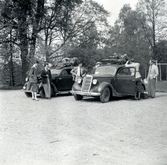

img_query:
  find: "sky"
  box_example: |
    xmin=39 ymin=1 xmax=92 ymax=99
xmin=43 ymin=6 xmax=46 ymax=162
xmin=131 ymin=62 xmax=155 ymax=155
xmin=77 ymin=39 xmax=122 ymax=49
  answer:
xmin=94 ymin=0 xmax=139 ymax=25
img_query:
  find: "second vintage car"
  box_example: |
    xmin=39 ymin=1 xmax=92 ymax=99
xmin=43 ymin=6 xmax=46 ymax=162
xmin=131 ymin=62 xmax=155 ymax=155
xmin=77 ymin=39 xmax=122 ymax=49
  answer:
xmin=70 ymin=60 xmax=147 ymax=103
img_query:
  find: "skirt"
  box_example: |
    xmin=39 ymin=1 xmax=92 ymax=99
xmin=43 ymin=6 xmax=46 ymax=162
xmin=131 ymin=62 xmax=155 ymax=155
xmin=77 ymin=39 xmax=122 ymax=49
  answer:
xmin=31 ymin=83 xmax=38 ymax=92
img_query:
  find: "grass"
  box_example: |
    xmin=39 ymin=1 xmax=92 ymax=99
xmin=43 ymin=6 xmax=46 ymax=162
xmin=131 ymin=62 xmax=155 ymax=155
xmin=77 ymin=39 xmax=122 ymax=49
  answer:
xmin=156 ymin=81 xmax=167 ymax=92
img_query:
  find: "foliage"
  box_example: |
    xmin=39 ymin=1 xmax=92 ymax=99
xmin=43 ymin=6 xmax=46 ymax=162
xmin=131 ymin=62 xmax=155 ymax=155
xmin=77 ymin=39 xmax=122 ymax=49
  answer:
xmin=155 ymin=40 xmax=167 ymax=62
xmin=136 ymin=0 xmax=167 ymax=57
xmin=0 ymin=0 xmax=167 ymax=87
xmin=38 ymin=0 xmax=110 ymax=63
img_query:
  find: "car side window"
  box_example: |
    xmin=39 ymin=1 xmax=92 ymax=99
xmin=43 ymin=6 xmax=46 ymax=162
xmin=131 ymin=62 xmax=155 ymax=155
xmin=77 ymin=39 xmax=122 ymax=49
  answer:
xmin=117 ymin=68 xmax=135 ymax=76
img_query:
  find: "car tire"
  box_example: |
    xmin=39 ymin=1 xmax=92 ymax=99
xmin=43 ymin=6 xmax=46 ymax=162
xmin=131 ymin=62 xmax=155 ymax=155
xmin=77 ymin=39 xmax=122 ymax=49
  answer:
xmin=25 ymin=92 xmax=32 ymax=97
xmin=100 ymin=87 xmax=110 ymax=103
xmin=74 ymin=94 xmax=83 ymax=100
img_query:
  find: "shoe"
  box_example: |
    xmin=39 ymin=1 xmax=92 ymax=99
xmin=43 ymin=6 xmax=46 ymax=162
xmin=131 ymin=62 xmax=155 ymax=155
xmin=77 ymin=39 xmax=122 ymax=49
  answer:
xmin=35 ymin=98 xmax=39 ymax=101
xmin=32 ymin=98 xmax=35 ymax=100
xmin=46 ymin=97 xmax=51 ymax=99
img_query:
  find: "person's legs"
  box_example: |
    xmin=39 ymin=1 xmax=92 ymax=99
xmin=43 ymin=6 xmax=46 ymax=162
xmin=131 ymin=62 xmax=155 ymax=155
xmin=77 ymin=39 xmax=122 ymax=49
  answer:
xmin=34 ymin=92 xmax=38 ymax=101
xmin=150 ymin=79 xmax=156 ymax=98
xmin=45 ymin=79 xmax=51 ymax=99
xmin=32 ymin=83 xmax=39 ymax=101
xmin=138 ymin=92 xmax=141 ymax=100
xmin=134 ymin=92 xmax=138 ymax=99
xmin=45 ymin=84 xmax=51 ymax=98
xmin=32 ymin=92 xmax=35 ymax=100
xmin=147 ymin=80 xmax=151 ymax=97
xmin=43 ymin=84 xmax=48 ymax=98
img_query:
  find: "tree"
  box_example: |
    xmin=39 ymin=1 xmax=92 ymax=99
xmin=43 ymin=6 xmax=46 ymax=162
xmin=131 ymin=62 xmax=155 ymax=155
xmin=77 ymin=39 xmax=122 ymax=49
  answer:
xmin=39 ymin=0 xmax=109 ymax=63
xmin=103 ymin=4 xmax=152 ymax=78
xmin=136 ymin=0 xmax=167 ymax=58
xmin=1 ymin=0 xmax=45 ymax=84
xmin=155 ymin=40 xmax=167 ymax=62
xmin=0 ymin=0 xmax=110 ymax=85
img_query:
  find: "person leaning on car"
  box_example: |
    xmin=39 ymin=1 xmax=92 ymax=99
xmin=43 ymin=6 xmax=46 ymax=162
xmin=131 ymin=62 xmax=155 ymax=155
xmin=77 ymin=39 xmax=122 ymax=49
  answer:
xmin=41 ymin=63 xmax=52 ymax=99
xmin=28 ymin=60 xmax=39 ymax=101
xmin=146 ymin=59 xmax=159 ymax=98
xmin=70 ymin=62 xmax=87 ymax=82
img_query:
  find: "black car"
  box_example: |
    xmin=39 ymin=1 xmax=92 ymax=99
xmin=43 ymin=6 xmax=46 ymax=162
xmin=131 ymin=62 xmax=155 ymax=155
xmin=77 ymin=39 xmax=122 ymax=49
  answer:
xmin=71 ymin=60 xmax=147 ymax=103
xmin=23 ymin=66 xmax=74 ymax=98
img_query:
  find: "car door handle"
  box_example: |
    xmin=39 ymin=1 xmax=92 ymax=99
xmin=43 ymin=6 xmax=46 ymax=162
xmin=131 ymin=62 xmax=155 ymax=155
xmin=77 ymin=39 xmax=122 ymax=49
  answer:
xmin=132 ymin=79 xmax=135 ymax=81
xmin=59 ymin=78 xmax=62 ymax=80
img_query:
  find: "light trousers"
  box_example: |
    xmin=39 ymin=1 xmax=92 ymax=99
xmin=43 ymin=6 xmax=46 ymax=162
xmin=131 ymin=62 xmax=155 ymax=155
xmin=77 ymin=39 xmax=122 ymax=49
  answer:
xmin=147 ymin=78 xmax=156 ymax=97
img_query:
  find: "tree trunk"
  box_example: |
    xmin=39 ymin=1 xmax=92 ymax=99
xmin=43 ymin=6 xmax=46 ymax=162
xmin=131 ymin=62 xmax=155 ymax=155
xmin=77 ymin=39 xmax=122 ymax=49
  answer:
xmin=20 ymin=44 xmax=29 ymax=85
xmin=29 ymin=38 xmax=36 ymax=68
xmin=19 ymin=29 xmax=29 ymax=84
xmin=9 ymin=29 xmax=15 ymax=86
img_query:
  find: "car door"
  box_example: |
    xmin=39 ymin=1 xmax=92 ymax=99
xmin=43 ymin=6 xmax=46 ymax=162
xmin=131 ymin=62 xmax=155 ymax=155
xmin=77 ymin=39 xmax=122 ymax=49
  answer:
xmin=55 ymin=68 xmax=74 ymax=91
xmin=114 ymin=67 xmax=136 ymax=95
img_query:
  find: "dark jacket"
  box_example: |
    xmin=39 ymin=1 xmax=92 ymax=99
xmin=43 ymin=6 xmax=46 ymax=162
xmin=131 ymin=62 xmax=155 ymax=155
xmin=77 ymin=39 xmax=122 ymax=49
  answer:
xmin=41 ymin=69 xmax=52 ymax=84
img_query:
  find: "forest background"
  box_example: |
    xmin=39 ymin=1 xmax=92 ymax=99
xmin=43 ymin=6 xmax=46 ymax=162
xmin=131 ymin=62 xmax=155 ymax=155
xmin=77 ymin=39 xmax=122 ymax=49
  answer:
xmin=0 ymin=0 xmax=167 ymax=87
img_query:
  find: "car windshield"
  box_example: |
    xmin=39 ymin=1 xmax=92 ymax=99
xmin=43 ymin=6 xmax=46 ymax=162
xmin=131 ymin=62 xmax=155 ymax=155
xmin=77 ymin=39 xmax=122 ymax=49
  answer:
xmin=50 ymin=68 xmax=61 ymax=75
xmin=95 ymin=66 xmax=116 ymax=76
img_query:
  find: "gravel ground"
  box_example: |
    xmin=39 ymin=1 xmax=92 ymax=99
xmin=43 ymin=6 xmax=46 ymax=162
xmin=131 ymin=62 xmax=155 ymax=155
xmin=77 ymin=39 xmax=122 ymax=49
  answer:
xmin=0 ymin=90 xmax=167 ymax=165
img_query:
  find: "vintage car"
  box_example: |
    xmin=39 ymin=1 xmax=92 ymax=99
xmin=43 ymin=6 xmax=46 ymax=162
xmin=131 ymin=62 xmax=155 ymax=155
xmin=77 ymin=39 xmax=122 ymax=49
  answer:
xmin=23 ymin=66 xmax=74 ymax=98
xmin=70 ymin=60 xmax=146 ymax=103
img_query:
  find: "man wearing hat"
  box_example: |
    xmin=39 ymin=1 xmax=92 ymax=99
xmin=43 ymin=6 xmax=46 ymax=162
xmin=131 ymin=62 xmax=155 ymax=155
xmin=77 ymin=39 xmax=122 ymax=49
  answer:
xmin=146 ymin=59 xmax=159 ymax=98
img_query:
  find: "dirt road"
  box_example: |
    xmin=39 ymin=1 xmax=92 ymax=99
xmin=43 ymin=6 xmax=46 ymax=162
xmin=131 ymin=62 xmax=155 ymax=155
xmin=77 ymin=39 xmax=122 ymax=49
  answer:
xmin=0 ymin=90 xmax=167 ymax=165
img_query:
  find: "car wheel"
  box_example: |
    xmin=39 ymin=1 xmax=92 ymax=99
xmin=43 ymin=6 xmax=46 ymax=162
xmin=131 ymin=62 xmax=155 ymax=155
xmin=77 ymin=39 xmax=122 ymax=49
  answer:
xmin=25 ymin=92 xmax=32 ymax=97
xmin=100 ymin=87 xmax=110 ymax=103
xmin=74 ymin=94 xmax=83 ymax=100
xmin=39 ymin=87 xmax=45 ymax=98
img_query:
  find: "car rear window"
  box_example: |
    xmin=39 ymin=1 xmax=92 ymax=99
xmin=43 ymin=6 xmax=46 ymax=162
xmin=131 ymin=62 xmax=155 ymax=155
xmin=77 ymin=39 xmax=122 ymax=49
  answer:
xmin=95 ymin=66 xmax=116 ymax=76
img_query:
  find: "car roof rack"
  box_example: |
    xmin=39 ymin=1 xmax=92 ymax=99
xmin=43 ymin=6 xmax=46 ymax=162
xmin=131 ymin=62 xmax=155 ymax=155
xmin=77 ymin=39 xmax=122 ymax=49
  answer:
xmin=101 ymin=58 xmax=126 ymax=65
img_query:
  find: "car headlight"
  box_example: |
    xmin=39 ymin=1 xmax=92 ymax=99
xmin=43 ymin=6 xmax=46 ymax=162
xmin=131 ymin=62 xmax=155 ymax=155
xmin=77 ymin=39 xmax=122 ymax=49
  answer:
xmin=92 ymin=79 xmax=97 ymax=85
xmin=77 ymin=78 xmax=82 ymax=84
xmin=23 ymin=85 xmax=26 ymax=90
xmin=25 ymin=77 xmax=29 ymax=82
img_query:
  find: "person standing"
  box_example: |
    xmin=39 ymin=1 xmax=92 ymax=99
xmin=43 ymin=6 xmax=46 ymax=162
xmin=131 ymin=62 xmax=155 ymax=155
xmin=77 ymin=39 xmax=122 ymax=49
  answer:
xmin=125 ymin=59 xmax=142 ymax=100
xmin=41 ymin=63 xmax=52 ymax=99
xmin=125 ymin=59 xmax=141 ymax=78
xmin=147 ymin=60 xmax=159 ymax=98
xmin=29 ymin=61 xmax=39 ymax=101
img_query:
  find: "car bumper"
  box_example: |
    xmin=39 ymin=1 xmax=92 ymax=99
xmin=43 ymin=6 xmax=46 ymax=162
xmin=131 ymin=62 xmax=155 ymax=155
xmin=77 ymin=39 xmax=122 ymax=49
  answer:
xmin=22 ymin=89 xmax=31 ymax=92
xmin=70 ymin=90 xmax=101 ymax=97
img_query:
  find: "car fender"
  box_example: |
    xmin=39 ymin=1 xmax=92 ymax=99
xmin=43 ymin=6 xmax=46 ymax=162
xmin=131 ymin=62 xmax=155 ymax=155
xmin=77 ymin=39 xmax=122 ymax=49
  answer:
xmin=96 ymin=82 xmax=113 ymax=94
xmin=72 ymin=82 xmax=82 ymax=91
xmin=51 ymin=82 xmax=58 ymax=93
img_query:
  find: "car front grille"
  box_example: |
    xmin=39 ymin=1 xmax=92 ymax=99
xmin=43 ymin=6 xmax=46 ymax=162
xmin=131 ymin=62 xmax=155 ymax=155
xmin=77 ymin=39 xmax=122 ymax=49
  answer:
xmin=81 ymin=75 xmax=93 ymax=92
